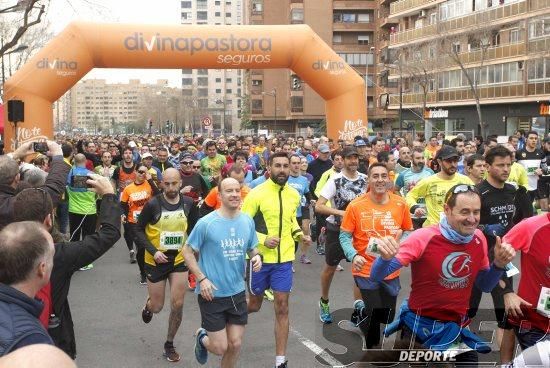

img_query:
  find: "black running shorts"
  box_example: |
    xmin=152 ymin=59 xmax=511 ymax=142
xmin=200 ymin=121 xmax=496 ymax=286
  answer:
xmin=198 ymin=291 xmax=248 ymax=332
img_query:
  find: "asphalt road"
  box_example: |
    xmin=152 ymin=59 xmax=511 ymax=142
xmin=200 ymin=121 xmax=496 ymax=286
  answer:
xmin=70 ymin=237 xmax=497 ymax=368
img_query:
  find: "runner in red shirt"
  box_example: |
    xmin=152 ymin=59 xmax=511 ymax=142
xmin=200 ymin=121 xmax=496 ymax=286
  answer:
xmin=370 ymin=184 xmax=515 ymax=364
xmin=502 ymin=213 xmax=550 ymax=349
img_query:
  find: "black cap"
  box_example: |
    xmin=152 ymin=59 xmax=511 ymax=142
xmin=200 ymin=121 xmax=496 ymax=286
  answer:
xmin=435 ymin=145 xmax=460 ymax=160
xmin=544 ymin=136 xmax=550 ymax=144
xmin=342 ymin=147 xmax=359 ymax=157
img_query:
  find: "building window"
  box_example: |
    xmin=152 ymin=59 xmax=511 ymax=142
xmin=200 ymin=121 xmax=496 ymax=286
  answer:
xmin=367 ymin=97 xmax=374 ymax=109
xmin=291 ymin=9 xmax=304 ymax=23
xmin=430 ymin=13 xmax=437 ymax=24
xmin=252 ymin=1 xmax=263 ymax=14
xmin=252 ymin=99 xmax=263 ymax=113
xmin=182 ymin=69 xmax=193 ymax=74
xmin=198 ymin=89 xmax=208 ymax=97
xmin=197 ymin=11 xmax=207 ymax=20
xmin=198 ymin=99 xmax=208 ymax=108
xmin=216 ymin=78 xmax=221 ymax=83
xmin=357 ymin=13 xmax=370 ymax=23
xmin=215 ymin=12 xmax=221 ymax=16
xmin=226 ymin=78 xmax=232 ymax=83
xmin=181 ymin=1 xmax=191 ymax=8
xmin=252 ymin=79 xmax=262 ymax=86
xmin=197 ymin=69 xmax=208 ymax=75
xmin=452 ymin=42 xmax=461 ymax=54
xmin=215 ymin=0 xmax=220 ymax=4
xmin=527 ymin=57 xmax=550 ymax=81
xmin=182 ymin=78 xmax=193 ymax=85
xmin=226 ymin=88 xmax=232 ymax=94
xmin=358 ymin=35 xmax=370 ymax=45
xmin=226 ymin=12 xmax=231 ymax=17
xmin=333 ymin=34 xmax=342 ymax=44
xmin=291 ymin=96 xmax=303 ymax=112
xmin=366 ymin=75 xmax=374 ymax=87
xmin=337 ymin=52 xmax=374 ymax=66
xmin=197 ymin=0 xmax=207 ymax=9
xmin=429 ymin=47 xmax=436 ymax=58
xmin=216 ymin=88 xmax=222 ymax=93
xmin=182 ymin=12 xmax=192 ymax=20
xmin=510 ymin=29 xmax=520 ymax=43
xmin=197 ymin=77 xmax=208 ymax=86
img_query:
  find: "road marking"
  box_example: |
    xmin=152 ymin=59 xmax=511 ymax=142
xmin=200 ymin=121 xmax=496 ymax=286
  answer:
xmin=290 ymin=326 xmax=346 ymax=367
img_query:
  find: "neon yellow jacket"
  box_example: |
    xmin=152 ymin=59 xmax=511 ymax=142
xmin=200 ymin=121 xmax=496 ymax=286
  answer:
xmin=242 ymin=179 xmax=303 ymax=264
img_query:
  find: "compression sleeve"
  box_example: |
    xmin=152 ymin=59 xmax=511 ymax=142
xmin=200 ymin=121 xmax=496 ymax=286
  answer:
xmin=370 ymin=257 xmax=403 ymax=282
xmin=339 ymin=230 xmax=357 ymax=261
xmin=475 ymin=264 xmax=505 ymax=293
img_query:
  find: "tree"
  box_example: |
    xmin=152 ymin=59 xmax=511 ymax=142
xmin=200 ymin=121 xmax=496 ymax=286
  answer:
xmin=239 ymin=92 xmax=253 ymax=131
xmin=0 ymin=0 xmax=46 ymax=58
xmin=436 ymin=22 xmax=500 ymax=138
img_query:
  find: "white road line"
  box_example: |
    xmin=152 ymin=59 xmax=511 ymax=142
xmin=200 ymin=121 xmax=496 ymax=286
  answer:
xmin=290 ymin=326 xmax=346 ymax=368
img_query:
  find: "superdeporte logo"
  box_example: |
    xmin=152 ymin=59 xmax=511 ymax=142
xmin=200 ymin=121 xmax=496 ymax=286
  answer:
xmin=36 ymin=58 xmax=78 ymax=77
xmin=123 ymin=33 xmax=272 ymax=65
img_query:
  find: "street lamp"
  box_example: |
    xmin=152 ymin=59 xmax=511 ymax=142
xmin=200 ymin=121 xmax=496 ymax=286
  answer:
xmin=377 ymin=61 xmax=403 ymax=133
xmin=1 ymin=43 xmax=28 ymax=96
xmin=262 ymin=88 xmax=277 ymax=134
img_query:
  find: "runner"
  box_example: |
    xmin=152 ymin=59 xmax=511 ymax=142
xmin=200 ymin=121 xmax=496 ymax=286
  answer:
xmin=406 ymin=145 xmax=473 ymax=227
xmin=516 ymin=131 xmax=544 ymax=203
xmin=135 ymin=168 xmax=199 ymax=362
xmin=183 ymin=177 xmax=262 ymax=367
xmin=371 ymin=184 xmax=516 ymax=365
xmin=242 ymin=152 xmax=311 ymax=368
xmin=315 ymin=147 xmax=368 ymax=324
xmin=120 ymin=163 xmax=160 ymax=284
xmin=287 ymin=154 xmax=312 ymax=265
xmin=113 ymin=147 xmax=138 ymax=263
xmin=339 ymin=163 xmax=413 ymax=348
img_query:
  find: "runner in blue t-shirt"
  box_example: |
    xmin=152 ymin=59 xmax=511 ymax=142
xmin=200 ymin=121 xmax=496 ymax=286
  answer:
xmin=287 ymin=154 xmax=313 ymax=265
xmin=183 ymin=177 xmax=262 ymax=367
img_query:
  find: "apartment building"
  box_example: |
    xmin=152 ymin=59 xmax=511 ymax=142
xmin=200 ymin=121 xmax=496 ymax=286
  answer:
xmin=68 ymin=79 xmax=181 ymax=134
xmin=244 ymin=0 xmax=396 ymax=136
xmin=181 ymin=0 xmax=244 ymax=134
xmin=381 ymin=0 xmax=550 ymax=137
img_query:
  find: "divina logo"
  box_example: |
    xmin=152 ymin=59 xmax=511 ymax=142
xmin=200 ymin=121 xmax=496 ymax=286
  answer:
xmin=36 ymin=58 xmax=78 ymax=70
xmin=124 ymin=33 xmax=272 ymax=55
xmin=312 ymin=60 xmax=346 ymax=75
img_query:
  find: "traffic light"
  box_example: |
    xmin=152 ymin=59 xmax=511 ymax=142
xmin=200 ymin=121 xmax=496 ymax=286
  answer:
xmin=292 ymin=77 xmax=301 ymax=90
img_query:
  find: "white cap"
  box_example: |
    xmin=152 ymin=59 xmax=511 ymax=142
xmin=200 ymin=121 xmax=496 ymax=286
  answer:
xmin=141 ymin=152 xmax=153 ymax=159
xmin=128 ymin=141 xmax=137 ymax=148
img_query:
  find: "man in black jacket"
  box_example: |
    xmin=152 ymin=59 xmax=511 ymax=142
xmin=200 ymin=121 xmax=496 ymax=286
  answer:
xmin=0 ymin=140 xmax=69 ymax=230
xmin=12 ymin=173 xmax=121 ymax=359
xmin=0 ymin=221 xmax=55 ymax=356
xmin=306 ymin=143 xmax=332 ymax=198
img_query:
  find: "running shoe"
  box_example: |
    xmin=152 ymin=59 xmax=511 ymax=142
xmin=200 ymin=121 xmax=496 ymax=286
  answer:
xmin=163 ymin=341 xmax=180 ymax=362
xmin=264 ymin=289 xmax=274 ymax=302
xmin=194 ymin=327 xmax=208 ymax=364
xmin=141 ymin=299 xmax=153 ymax=324
xmin=276 ymin=361 xmax=288 ymax=368
xmin=315 ymin=243 xmax=325 ymax=255
xmin=319 ymin=299 xmax=333 ymax=324
xmin=139 ymin=274 xmax=147 ymax=285
xmin=336 ymin=264 xmax=344 ymax=271
xmin=299 ymin=254 xmax=312 ymax=264
xmin=129 ymin=250 xmax=136 ymax=264
xmin=188 ymin=273 xmax=197 ymax=290
xmin=79 ymin=264 xmax=93 ymax=271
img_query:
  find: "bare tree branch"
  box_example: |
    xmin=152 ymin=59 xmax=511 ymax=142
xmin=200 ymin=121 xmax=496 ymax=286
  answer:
xmin=0 ymin=0 xmax=45 ymax=57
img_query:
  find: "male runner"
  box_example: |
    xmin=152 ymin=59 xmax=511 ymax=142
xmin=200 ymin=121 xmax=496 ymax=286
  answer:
xmin=287 ymin=154 xmax=312 ymax=265
xmin=183 ymin=178 xmax=262 ymax=367
xmin=242 ymin=152 xmax=311 ymax=368
xmin=516 ymin=131 xmax=544 ymax=203
xmin=136 ymin=168 xmax=199 ymax=362
xmin=315 ymin=147 xmax=368 ymax=324
xmin=339 ymin=163 xmax=413 ymax=347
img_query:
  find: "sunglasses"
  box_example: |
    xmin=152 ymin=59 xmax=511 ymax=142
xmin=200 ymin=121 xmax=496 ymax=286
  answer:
xmin=181 ymin=161 xmax=194 ymax=165
xmin=137 ymin=170 xmax=147 ymax=175
xmin=444 ymin=184 xmax=478 ymax=203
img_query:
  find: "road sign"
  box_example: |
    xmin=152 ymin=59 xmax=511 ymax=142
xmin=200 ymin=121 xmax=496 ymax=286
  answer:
xmin=202 ymin=116 xmax=212 ymax=130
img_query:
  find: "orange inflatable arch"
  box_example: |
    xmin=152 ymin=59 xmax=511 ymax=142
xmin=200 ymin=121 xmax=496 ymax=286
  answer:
xmin=3 ymin=22 xmax=367 ymax=150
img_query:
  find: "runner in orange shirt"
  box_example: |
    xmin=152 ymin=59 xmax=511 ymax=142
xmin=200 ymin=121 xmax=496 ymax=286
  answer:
xmin=121 ymin=163 xmax=160 ymax=284
xmin=339 ymin=162 xmax=413 ymax=348
xmin=201 ymin=164 xmax=249 ymax=214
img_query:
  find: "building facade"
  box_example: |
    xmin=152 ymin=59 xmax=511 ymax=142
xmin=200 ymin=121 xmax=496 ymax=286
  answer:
xmin=67 ymin=79 xmax=182 ymax=134
xmin=381 ymin=0 xmax=550 ymax=138
xmin=244 ymin=0 xmax=396 ymax=136
xmin=180 ymin=0 xmax=244 ymax=134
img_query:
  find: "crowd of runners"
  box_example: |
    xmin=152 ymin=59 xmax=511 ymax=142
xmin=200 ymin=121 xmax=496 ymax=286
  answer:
xmin=0 ymin=129 xmax=549 ymax=367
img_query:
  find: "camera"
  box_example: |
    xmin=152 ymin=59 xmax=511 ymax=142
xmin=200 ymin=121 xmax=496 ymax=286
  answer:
xmin=71 ymin=175 xmax=91 ymax=189
xmin=33 ymin=142 xmax=48 ymax=154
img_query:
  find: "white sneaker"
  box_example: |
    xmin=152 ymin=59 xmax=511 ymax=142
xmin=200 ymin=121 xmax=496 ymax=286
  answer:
xmin=336 ymin=264 xmax=344 ymax=271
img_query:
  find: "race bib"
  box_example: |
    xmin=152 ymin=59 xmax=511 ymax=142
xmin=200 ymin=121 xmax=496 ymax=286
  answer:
xmin=160 ymin=231 xmax=185 ymax=250
xmin=133 ymin=211 xmax=141 ymax=222
xmin=536 ymin=287 xmax=550 ymax=318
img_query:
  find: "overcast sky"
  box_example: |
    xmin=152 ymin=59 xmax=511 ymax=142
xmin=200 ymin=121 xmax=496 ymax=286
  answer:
xmin=46 ymin=0 xmax=183 ymax=86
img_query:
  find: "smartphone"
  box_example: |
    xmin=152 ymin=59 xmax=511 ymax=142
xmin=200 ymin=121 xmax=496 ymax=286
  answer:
xmin=33 ymin=142 xmax=48 ymax=154
xmin=72 ymin=175 xmax=91 ymax=189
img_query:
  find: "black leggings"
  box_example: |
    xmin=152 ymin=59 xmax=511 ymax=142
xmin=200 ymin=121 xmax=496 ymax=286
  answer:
xmin=69 ymin=213 xmax=97 ymax=241
xmin=358 ymin=287 xmax=397 ymax=349
xmin=126 ymin=223 xmax=145 ymax=277
xmin=123 ymin=222 xmax=135 ymax=251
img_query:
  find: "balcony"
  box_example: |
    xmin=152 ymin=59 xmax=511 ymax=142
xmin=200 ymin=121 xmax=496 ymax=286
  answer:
xmin=333 ymin=0 xmax=377 ymax=10
xmin=528 ymin=35 xmax=550 ymax=53
xmin=333 ymin=42 xmax=375 ymax=52
xmin=380 ymin=16 xmax=399 ymax=28
xmin=390 ymin=0 xmax=543 ymax=46
xmin=390 ymin=0 xmax=442 ymax=17
xmin=527 ymin=81 xmax=550 ymax=95
xmin=333 ymin=22 xmax=375 ymax=31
